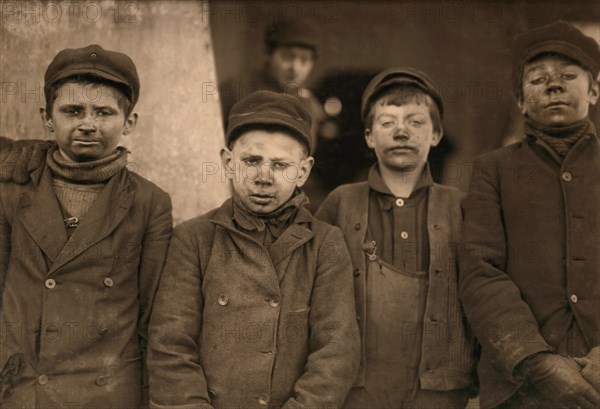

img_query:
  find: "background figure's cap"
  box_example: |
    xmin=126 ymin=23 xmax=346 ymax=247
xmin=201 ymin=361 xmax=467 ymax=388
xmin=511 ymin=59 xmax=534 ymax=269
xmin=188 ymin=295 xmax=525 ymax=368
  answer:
xmin=513 ymin=20 xmax=600 ymax=98
xmin=265 ymin=20 xmax=320 ymax=55
xmin=44 ymin=44 xmax=140 ymax=105
xmin=361 ymin=67 xmax=444 ymax=125
xmin=226 ymin=90 xmax=313 ymax=152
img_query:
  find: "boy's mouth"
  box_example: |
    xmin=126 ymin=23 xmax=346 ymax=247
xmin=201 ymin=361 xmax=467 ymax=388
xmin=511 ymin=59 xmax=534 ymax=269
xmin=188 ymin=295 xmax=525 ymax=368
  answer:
xmin=250 ymin=194 xmax=275 ymax=204
xmin=545 ymin=101 xmax=569 ymax=108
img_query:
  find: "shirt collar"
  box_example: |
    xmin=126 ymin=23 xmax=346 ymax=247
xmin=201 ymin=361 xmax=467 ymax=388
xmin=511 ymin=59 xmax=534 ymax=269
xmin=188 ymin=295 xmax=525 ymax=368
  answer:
xmin=367 ymin=163 xmax=434 ymax=210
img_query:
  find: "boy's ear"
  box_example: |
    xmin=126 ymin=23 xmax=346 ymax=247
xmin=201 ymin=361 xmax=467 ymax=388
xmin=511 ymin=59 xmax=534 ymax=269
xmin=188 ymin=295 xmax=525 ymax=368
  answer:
xmin=295 ymin=156 xmax=315 ymax=188
xmin=430 ymin=128 xmax=443 ymax=147
xmin=364 ymin=129 xmax=374 ymax=149
xmin=588 ymin=80 xmax=599 ymax=106
xmin=123 ymin=113 xmax=138 ymax=135
xmin=220 ymin=147 xmax=234 ymax=176
xmin=40 ymin=108 xmax=53 ymax=132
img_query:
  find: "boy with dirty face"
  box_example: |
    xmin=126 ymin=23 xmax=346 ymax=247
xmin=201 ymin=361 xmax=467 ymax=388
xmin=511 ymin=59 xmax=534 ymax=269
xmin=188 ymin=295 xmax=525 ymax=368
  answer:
xmin=0 ymin=44 xmax=172 ymax=407
xmin=460 ymin=20 xmax=600 ymax=409
xmin=147 ymin=90 xmax=360 ymax=409
xmin=316 ymin=68 xmax=478 ymax=408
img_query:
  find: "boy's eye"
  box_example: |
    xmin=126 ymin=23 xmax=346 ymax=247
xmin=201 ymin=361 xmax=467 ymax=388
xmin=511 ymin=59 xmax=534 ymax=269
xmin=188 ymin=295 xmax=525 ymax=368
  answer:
xmin=561 ymin=73 xmax=577 ymax=80
xmin=272 ymin=162 xmax=289 ymax=170
xmin=381 ymin=121 xmax=394 ymax=127
xmin=97 ymin=110 xmax=114 ymax=117
xmin=529 ymin=76 xmax=547 ymax=85
xmin=408 ymin=120 xmax=424 ymax=127
xmin=62 ymin=108 xmax=81 ymax=115
xmin=244 ymin=159 xmax=260 ymax=166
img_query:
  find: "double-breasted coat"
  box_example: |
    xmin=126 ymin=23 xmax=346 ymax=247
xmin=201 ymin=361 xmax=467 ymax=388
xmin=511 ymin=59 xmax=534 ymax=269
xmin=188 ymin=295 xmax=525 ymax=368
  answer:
xmin=147 ymin=198 xmax=360 ymax=409
xmin=0 ymin=163 xmax=172 ymax=407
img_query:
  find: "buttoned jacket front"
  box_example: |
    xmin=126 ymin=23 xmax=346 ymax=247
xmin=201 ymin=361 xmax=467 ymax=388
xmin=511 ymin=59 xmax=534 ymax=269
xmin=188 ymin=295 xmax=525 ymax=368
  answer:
xmin=0 ymin=163 xmax=172 ymax=407
xmin=459 ymin=128 xmax=600 ymax=408
xmin=148 ymin=198 xmax=360 ymax=409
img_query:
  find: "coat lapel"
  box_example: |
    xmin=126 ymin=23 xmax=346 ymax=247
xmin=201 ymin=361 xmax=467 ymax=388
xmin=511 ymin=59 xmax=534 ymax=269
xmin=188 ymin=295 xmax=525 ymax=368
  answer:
xmin=270 ymin=209 xmax=314 ymax=282
xmin=48 ymin=169 xmax=134 ymax=275
xmin=18 ymin=167 xmax=68 ymax=264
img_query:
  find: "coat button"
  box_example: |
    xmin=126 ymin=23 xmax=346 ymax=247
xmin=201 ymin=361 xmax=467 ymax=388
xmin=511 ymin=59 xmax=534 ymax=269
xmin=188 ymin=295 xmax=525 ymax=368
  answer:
xmin=38 ymin=374 xmax=48 ymax=385
xmin=45 ymin=279 xmax=56 ymax=289
xmin=90 ymin=52 xmax=97 ymax=59
xmin=426 ymin=367 xmax=434 ymax=374
xmin=434 ymin=268 xmax=442 ymax=276
xmin=95 ymin=375 xmax=109 ymax=386
xmin=99 ymin=328 xmax=109 ymax=336
xmin=208 ymin=389 xmax=217 ymax=399
xmin=218 ymin=294 xmax=229 ymax=306
xmin=269 ymin=297 xmax=280 ymax=307
xmin=570 ymin=294 xmax=578 ymax=303
xmin=258 ymin=395 xmax=269 ymax=405
xmin=103 ymin=277 xmax=114 ymax=288
xmin=400 ymin=231 xmax=409 ymax=239
xmin=368 ymin=253 xmax=377 ymax=261
xmin=562 ymin=171 xmax=572 ymax=182
xmin=356 ymin=315 xmax=361 ymax=322
xmin=353 ymin=269 xmax=360 ymax=277
xmin=354 ymin=223 xmax=361 ymax=230
xmin=395 ymin=198 xmax=405 ymax=207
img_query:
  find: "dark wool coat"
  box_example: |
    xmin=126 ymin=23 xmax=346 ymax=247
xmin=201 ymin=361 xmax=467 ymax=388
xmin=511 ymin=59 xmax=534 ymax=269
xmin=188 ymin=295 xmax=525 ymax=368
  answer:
xmin=147 ymin=198 xmax=360 ymax=409
xmin=0 ymin=164 xmax=172 ymax=407
xmin=316 ymin=182 xmax=478 ymax=392
xmin=459 ymin=128 xmax=600 ymax=409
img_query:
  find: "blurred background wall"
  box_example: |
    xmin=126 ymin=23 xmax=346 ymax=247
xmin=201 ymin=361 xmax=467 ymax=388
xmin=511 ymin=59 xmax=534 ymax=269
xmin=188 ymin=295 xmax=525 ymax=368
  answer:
xmin=1 ymin=0 xmax=229 ymax=224
xmin=210 ymin=0 xmax=600 ymax=202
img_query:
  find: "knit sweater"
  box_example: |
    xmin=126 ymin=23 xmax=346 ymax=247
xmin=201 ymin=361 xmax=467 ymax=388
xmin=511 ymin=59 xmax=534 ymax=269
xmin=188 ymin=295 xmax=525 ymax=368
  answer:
xmin=46 ymin=145 xmax=129 ymax=224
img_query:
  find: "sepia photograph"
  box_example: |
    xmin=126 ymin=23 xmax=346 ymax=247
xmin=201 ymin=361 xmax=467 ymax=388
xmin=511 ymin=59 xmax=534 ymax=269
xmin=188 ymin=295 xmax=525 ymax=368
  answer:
xmin=1 ymin=1 xmax=599 ymax=408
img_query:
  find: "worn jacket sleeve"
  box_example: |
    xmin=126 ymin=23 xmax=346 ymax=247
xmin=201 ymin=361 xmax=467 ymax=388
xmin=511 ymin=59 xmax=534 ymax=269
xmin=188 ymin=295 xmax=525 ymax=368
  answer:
xmin=283 ymin=226 xmax=360 ymax=409
xmin=459 ymin=156 xmax=552 ymax=380
xmin=138 ymin=189 xmax=173 ymax=406
xmin=147 ymin=221 xmax=214 ymax=409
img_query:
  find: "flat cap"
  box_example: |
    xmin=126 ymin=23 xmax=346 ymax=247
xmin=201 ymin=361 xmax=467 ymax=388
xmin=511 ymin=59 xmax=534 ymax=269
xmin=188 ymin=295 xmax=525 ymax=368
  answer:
xmin=44 ymin=44 xmax=140 ymax=105
xmin=226 ymin=90 xmax=312 ymax=152
xmin=361 ymin=67 xmax=444 ymax=125
xmin=265 ymin=20 xmax=320 ymax=55
xmin=513 ymin=20 xmax=600 ymax=97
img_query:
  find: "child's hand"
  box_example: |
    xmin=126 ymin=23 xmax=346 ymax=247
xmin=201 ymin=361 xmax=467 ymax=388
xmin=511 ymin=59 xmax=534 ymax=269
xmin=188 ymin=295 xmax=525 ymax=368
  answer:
xmin=574 ymin=346 xmax=600 ymax=393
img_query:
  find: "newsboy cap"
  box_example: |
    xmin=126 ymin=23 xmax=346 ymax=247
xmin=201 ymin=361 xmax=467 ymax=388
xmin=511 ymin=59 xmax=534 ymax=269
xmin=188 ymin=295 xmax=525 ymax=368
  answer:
xmin=513 ymin=20 xmax=600 ymax=98
xmin=361 ymin=67 xmax=444 ymax=125
xmin=265 ymin=20 xmax=320 ymax=55
xmin=226 ymin=90 xmax=312 ymax=152
xmin=44 ymin=44 xmax=140 ymax=105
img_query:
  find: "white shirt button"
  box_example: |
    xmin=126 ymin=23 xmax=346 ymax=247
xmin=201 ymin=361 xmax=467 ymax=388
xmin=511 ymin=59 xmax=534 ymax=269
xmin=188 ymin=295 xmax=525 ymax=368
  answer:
xmin=395 ymin=198 xmax=405 ymax=207
xmin=400 ymin=231 xmax=409 ymax=239
xmin=570 ymin=294 xmax=578 ymax=303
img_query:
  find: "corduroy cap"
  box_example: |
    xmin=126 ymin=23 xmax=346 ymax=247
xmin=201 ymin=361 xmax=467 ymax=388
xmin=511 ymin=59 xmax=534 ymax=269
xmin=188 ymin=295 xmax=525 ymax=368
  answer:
xmin=513 ymin=20 xmax=600 ymax=98
xmin=226 ymin=91 xmax=313 ymax=151
xmin=44 ymin=44 xmax=140 ymax=105
xmin=361 ymin=67 xmax=444 ymax=125
xmin=265 ymin=20 xmax=320 ymax=55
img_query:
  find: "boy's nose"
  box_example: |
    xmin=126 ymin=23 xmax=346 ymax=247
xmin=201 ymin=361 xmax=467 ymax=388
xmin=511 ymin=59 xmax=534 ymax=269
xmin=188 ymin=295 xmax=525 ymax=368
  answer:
xmin=545 ymin=76 xmax=565 ymax=93
xmin=255 ymin=164 xmax=274 ymax=185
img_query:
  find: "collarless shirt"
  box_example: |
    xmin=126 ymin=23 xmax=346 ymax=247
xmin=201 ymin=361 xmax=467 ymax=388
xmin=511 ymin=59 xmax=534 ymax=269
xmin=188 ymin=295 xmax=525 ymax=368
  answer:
xmin=367 ymin=163 xmax=433 ymax=272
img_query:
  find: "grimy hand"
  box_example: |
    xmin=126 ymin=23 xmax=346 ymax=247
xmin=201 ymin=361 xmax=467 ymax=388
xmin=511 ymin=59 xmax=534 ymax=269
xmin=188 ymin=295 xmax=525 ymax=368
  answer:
xmin=520 ymin=352 xmax=600 ymax=409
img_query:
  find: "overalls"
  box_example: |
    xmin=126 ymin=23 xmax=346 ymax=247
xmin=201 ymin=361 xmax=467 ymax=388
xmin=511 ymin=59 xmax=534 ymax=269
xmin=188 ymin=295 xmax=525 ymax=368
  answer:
xmin=344 ymin=239 xmax=470 ymax=409
xmin=344 ymin=239 xmax=428 ymax=408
